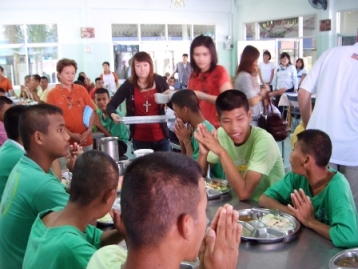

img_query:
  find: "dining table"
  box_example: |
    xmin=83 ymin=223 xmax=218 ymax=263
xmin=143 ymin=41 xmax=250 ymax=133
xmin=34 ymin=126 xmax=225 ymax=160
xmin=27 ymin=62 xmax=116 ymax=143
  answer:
xmin=206 ymin=190 xmax=343 ymax=269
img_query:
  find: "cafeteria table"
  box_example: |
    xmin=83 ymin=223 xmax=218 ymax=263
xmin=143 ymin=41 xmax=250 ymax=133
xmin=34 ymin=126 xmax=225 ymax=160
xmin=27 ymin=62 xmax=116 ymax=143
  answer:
xmin=206 ymin=190 xmax=343 ymax=269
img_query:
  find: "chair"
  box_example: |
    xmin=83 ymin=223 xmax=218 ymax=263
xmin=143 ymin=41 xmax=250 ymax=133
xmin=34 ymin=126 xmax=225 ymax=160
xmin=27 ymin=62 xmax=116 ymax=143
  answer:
xmin=286 ymin=94 xmax=301 ymax=130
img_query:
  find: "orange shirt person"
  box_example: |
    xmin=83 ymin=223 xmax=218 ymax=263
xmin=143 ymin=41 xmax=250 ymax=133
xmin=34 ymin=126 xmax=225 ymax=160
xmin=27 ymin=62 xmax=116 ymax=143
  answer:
xmin=187 ymin=35 xmax=232 ymax=128
xmin=47 ymin=58 xmax=96 ymax=149
xmin=0 ymin=66 xmax=13 ymax=93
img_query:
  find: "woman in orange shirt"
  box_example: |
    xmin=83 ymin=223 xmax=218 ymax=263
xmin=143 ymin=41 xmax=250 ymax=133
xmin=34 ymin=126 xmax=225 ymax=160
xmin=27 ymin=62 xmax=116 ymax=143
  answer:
xmin=47 ymin=58 xmax=96 ymax=151
xmin=187 ymin=35 xmax=232 ymax=128
xmin=0 ymin=66 xmax=13 ymax=93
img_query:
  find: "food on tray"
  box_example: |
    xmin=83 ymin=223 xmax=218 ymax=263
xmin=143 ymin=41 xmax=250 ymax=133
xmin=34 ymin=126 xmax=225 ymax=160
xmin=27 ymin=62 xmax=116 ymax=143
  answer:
xmin=239 ymin=215 xmax=254 ymax=222
xmin=260 ymin=214 xmax=294 ymax=232
xmin=205 ymin=180 xmax=228 ymax=192
xmin=98 ymin=213 xmax=112 ymax=223
xmin=337 ymin=257 xmax=358 ymax=267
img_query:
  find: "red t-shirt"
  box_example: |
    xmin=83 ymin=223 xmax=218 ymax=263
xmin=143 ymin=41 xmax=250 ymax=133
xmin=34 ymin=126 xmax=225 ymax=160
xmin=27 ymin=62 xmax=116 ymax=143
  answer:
xmin=90 ymin=87 xmax=98 ymax=100
xmin=132 ymin=88 xmax=165 ymax=142
xmin=188 ymin=65 xmax=231 ymax=128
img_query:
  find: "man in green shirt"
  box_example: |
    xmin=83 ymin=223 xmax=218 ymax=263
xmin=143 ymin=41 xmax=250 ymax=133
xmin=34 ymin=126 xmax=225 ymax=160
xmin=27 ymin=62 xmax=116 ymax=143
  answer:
xmin=171 ymin=90 xmax=224 ymax=179
xmin=195 ymin=90 xmax=285 ymax=201
xmin=94 ymin=88 xmax=129 ymax=157
xmin=23 ymin=150 xmax=125 ymax=269
xmin=0 ymin=104 xmax=79 ymax=269
xmin=0 ymin=105 xmax=27 ymax=200
xmin=259 ymin=129 xmax=358 ymax=248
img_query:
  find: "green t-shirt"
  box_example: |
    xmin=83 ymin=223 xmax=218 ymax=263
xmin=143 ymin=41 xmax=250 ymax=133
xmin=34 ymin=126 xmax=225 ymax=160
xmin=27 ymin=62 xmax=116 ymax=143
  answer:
xmin=192 ymin=120 xmax=224 ymax=179
xmin=207 ymin=126 xmax=285 ymax=201
xmin=264 ymin=168 xmax=358 ymax=248
xmin=87 ymin=245 xmax=127 ymax=269
xmin=0 ymin=139 xmax=25 ymax=201
xmin=23 ymin=207 xmax=103 ymax=269
xmin=97 ymin=109 xmax=129 ymax=143
xmin=0 ymin=155 xmax=69 ymax=269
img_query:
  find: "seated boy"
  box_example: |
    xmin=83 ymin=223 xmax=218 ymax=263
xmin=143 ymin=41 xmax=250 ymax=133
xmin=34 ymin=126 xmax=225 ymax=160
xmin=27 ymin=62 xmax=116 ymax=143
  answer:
xmin=171 ymin=90 xmax=224 ymax=179
xmin=23 ymin=150 xmax=125 ymax=269
xmin=0 ymin=104 xmax=79 ymax=269
xmin=94 ymin=88 xmax=128 ymax=156
xmin=0 ymin=105 xmax=27 ymax=199
xmin=259 ymin=129 xmax=358 ymax=248
xmin=87 ymin=152 xmax=241 ymax=269
xmin=195 ymin=90 xmax=285 ymax=201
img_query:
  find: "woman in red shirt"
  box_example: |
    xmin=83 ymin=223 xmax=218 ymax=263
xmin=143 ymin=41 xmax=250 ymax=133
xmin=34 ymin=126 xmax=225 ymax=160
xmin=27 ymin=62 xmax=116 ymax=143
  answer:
xmin=107 ymin=52 xmax=171 ymax=151
xmin=188 ymin=35 xmax=232 ymax=128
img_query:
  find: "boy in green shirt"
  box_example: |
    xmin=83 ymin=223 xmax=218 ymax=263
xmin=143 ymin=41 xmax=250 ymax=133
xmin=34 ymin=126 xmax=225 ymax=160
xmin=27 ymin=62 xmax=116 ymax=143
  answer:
xmin=0 ymin=105 xmax=27 ymax=200
xmin=259 ymin=129 xmax=358 ymax=248
xmin=23 ymin=150 xmax=125 ymax=269
xmin=94 ymin=88 xmax=129 ymax=157
xmin=0 ymin=104 xmax=80 ymax=269
xmin=195 ymin=90 xmax=284 ymax=201
xmin=171 ymin=90 xmax=224 ymax=179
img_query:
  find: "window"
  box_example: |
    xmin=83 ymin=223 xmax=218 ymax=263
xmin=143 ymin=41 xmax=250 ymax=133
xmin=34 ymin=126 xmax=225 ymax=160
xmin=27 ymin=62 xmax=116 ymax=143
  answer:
xmin=140 ymin=24 xmax=165 ymax=41
xmin=193 ymin=25 xmax=215 ymax=40
xmin=260 ymin=18 xmax=299 ymax=39
xmin=338 ymin=10 xmax=358 ymax=46
xmin=245 ymin=23 xmax=255 ymax=40
xmin=0 ymin=24 xmax=58 ymax=85
xmin=112 ymin=24 xmax=138 ymax=41
xmin=168 ymin=24 xmax=191 ymax=41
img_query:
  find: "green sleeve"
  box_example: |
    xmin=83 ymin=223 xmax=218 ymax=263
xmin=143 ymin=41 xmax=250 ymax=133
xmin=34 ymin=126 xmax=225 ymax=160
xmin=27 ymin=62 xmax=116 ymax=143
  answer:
xmin=33 ymin=176 xmax=69 ymax=213
xmin=85 ymin=225 xmax=103 ymax=249
xmin=109 ymin=110 xmax=129 ymax=142
xmin=264 ymin=172 xmax=296 ymax=205
xmin=327 ymin=177 xmax=358 ymax=248
xmin=247 ymin=135 xmax=278 ymax=176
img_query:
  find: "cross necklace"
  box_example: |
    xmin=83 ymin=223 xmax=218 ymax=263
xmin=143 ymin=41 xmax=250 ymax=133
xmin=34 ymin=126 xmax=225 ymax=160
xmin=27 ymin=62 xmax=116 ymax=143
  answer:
xmin=139 ymin=83 xmax=152 ymax=113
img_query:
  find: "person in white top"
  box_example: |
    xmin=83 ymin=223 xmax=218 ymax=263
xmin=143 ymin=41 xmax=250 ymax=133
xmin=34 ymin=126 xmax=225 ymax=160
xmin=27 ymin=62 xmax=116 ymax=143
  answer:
xmin=295 ymin=58 xmax=307 ymax=88
xmin=270 ymin=52 xmax=298 ymax=113
xmin=259 ymin=50 xmax=275 ymax=91
xmin=234 ymin=45 xmax=270 ymax=125
xmin=298 ymin=42 xmax=358 ymax=208
xmin=100 ymin=61 xmax=119 ymax=93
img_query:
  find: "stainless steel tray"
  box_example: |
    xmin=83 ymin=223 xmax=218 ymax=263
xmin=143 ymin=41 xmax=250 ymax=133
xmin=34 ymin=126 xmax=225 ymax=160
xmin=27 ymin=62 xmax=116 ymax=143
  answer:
xmin=205 ymin=179 xmax=230 ymax=200
xmin=118 ymin=115 xmax=175 ymax=124
xmin=238 ymin=208 xmax=301 ymax=243
xmin=329 ymin=248 xmax=358 ymax=269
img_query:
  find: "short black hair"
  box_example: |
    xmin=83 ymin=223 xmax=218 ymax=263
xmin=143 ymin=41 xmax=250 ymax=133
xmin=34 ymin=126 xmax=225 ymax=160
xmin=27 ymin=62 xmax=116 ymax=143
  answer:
xmin=69 ymin=150 xmax=119 ymax=206
xmin=95 ymin=77 xmax=102 ymax=83
xmin=121 ymin=152 xmax=202 ymax=249
xmin=263 ymin=50 xmax=271 ymax=60
xmin=171 ymin=89 xmax=200 ymax=113
xmin=182 ymin=53 xmax=188 ymax=57
xmin=0 ymin=96 xmax=13 ymax=110
xmin=74 ymin=80 xmax=84 ymax=86
xmin=296 ymin=129 xmax=332 ymax=167
xmin=19 ymin=104 xmax=63 ymax=151
xmin=4 ymin=105 xmax=27 ymax=140
xmin=77 ymin=75 xmax=85 ymax=83
xmin=31 ymin=74 xmax=41 ymax=82
xmin=102 ymin=61 xmax=110 ymax=66
xmin=94 ymin=88 xmax=110 ymax=98
xmin=0 ymin=88 xmax=5 ymax=93
xmin=215 ymin=90 xmax=249 ymax=117
xmin=280 ymin=52 xmax=292 ymax=65
xmin=40 ymin=76 xmax=48 ymax=81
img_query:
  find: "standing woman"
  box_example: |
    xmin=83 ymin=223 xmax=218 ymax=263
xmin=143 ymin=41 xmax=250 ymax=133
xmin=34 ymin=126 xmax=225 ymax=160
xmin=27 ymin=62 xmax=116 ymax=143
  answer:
xmin=296 ymin=58 xmax=307 ymax=88
xmin=270 ymin=52 xmax=298 ymax=109
xmin=107 ymin=51 xmax=171 ymax=152
xmin=188 ymin=35 xmax=232 ymax=128
xmin=47 ymin=58 xmax=96 ymax=152
xmin=235 ymin=45 xmax=270 ymax=126
xmin=258 ymin=50 xmax=275 ymax=91
xmin=100 ymin=61 xmax=119 ymax=93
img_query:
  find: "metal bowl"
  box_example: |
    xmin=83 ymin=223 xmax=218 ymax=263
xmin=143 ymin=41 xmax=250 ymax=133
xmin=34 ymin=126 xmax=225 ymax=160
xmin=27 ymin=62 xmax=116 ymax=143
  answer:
xmin=329 ymin=248 xmax=358 ymax=268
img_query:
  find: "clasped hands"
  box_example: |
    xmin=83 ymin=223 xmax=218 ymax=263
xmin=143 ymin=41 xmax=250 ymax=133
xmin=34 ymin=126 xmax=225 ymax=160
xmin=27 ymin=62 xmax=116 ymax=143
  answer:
xmin=199 ymin=204 xmax=242 ymax=269
xmin=194 ymin=123 xmax=223 ymax=156
xmin=173 ymin=119 xmax=192 ymax=143
xmin=288 ymin=188 xmax=315 ymax=227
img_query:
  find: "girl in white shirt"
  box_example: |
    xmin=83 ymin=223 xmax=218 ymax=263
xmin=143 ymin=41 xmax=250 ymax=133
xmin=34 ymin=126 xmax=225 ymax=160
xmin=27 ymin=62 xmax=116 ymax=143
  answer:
xmin=259 ymin=50 xmax=275 ymax=91
xmin=296 ymin=58 xmax=307 ymax=88
xmin=270 ymin=52 xmax=298 ymax=111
